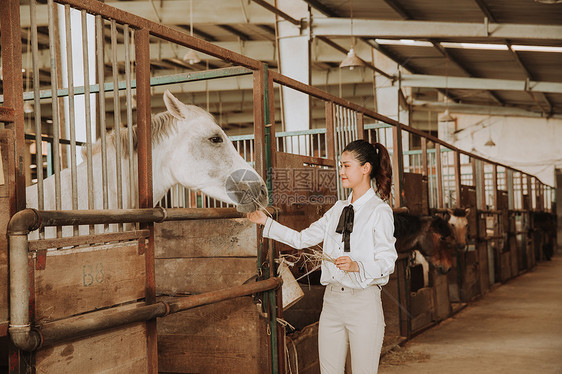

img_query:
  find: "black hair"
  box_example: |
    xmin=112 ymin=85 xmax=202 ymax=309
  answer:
xmin=342 ymin=139 xmax=392 ymax=200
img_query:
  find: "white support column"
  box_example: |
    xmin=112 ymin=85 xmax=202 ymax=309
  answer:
xmin=277 ymin=0 xmax=310 ymax=154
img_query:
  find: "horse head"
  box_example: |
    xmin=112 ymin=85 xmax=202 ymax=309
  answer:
xmin=446 ymin=208 xmax=470 ymax=251
xmin=154 ymin=90 xmax=268 ymax=213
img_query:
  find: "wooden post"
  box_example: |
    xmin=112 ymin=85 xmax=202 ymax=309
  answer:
xmin=356 ymin=112 xmax=365 ymax=140
xmin=135 ymin=28 xmax=157 ymax=374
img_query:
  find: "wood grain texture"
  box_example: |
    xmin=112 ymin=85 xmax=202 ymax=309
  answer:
xmin=154 ymin=218 xmax=256 ymax=258
xmin=155 ymin=257 xmax=256 ymax=294
xmin=157 ymin=297 xmax=268 ymax=374
xmin=35 ymin=243 xmax=145 ymax=322
xmin=35 ymin=322 xmax=148 ymax=373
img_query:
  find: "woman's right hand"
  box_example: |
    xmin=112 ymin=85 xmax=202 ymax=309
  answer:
xmin=247 ymin=210 xmax=268 ymax=226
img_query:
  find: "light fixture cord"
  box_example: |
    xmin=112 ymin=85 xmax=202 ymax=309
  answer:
xmin=190 ymin=0 xmax=193 ymax=37
xmin=350 ymin=0 xmax=355 ymax=47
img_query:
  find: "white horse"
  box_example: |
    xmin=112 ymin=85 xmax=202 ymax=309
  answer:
xmin=26 ymin=90 xmax=268 ymax=237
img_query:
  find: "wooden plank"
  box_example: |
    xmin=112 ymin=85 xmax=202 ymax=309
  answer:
xmin=157 ymin=297 xmax=268 ymax=374
xmin=402 ymin=172 xmax=428 ymax=216
xmin=478 ymin=242 xmax=490 ymax=294
xmin=35 ymin=243 xmax=145 ymax=322
xmin=286 ymin=322 xmax=319 ymax=374
xmin=29 ymin=230 xmax=150 ymax=251
xmin=409 ymin=287 xmax=433 ymax=333
xmin=154 ymin=219 xmax=257 ymax=258
xmin=432 ymin=270 xmax=451 ymax=321
xmin=35 ymin=322 xmax=148 ymax=373
xmin=155 ymin=257 xmax=256 ymax=294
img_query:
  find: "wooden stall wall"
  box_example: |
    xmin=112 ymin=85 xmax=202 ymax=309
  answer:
xmin=32 ymin=240 xmax=150 ymax=373
xmin=154 ymin=218 xmax=269 ymax=373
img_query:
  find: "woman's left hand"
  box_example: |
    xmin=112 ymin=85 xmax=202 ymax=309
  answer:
xmin=335 ymin=256 xmax=359 ymax=272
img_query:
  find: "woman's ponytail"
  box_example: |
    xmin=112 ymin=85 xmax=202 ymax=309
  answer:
xmin=372 ymin=142 xmax=392 ymax=201
xmin=342 ymin=140 xmax=393 ymax=201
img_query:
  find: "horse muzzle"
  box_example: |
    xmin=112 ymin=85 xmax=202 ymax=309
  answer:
xmin=225 ymin=169 xmax=269 ymax=213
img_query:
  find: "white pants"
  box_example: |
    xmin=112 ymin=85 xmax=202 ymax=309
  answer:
xmin=318 ymin=284 xmax=385 ymax=374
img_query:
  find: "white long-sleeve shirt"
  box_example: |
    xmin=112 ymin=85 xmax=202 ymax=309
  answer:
xmin=263 ymin=188 xmax=397 ymax=289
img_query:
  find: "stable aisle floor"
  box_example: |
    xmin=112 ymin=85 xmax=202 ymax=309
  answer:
xmin=379 ymin=253 xmax=562 ymax=374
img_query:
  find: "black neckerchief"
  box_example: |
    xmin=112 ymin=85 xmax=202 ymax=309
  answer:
xmin=335 ymin=204 xmax=354 ymax=252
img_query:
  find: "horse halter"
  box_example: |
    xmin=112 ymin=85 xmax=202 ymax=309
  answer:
xmin=336 ymin=205 xmax=354 ymax=252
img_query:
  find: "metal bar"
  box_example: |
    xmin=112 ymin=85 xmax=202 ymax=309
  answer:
xmin=454 ymin=151 xmax=461 ymax=208
xmin=435 ymin=143 xmax=443 ymax=209
xmin=48 ymin=0 xmax=62 ymax=217
xmin=0 ymin=107 xmax=15 ymax=122
xmin=492 ymin=164 xmax=498 ymax=209
xmin=110 ymin=20 xmax=124 ymax=225
xmin=64 ymin=5 xmax=79 ymax=236
xmin=250 ymin=0 xmax=300 ymax=25
xmin=421 ymin=137 xmax=428 ymax=177
xmin=252 ymin=67 xmax=266 ymax=179
xmin=392 ymin=122 xmax=404 ymax=208
xmin=124 ymin=25 xmax=135 ymax=211
xmin=10 ymin=66 xmax=253 ymax=102
xmin=80 ymin=10 xmax=95 ymax=234
xmin=326 ymin=102 xmax=335 ymax=161
xmin=96 ymin=15 xmax=109 ymax=212
xmin=30 ymin=0 xmax=45 ymax=215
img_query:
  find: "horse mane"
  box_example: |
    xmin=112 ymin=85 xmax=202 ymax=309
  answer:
xmin=86 ymin=111 xmax=178 ymax=158
xmin=430 ymin=216 xmax=452 ymax=237
xmin=451 ymin=208 xmax=468 ymax=217
xmin=393 ymin=212 xmax=422 ymax=239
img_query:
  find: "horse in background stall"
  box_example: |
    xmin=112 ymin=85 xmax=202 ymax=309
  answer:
xmin=26 ymin=90 xmax=268 ymax=238
xmin=393 ymin=209 xmax=470 ymax=291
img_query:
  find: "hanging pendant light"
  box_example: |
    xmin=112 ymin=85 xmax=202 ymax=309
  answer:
xmin=340 ymin=0 xmax=364 ymax=70
xmin=339 ymin=48 xmax=364 ymax=70
xmin=183 ymin=0 xmax=201 ymax=65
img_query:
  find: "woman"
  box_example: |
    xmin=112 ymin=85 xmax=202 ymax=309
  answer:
xmin=247 ymin=139 xmax=397 ymax=374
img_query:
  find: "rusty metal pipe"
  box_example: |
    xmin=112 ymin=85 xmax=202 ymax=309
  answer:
xmin=7 ymin=207 xmax=278 ymax=351
xmin=34 ymin=277 xmax=281 ymax=349
xmin=166 ymin=276 xmax=283 ymax=314
xmin=8 ymin=209 xmax=42 ymax=351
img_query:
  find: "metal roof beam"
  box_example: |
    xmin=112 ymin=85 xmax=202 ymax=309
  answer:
xmin=411 ymin=99 xmax=562 ymax=119
xmin=20 ymin=1 xmax=275 ymax=27
xmin=506 ymin=43 xmax=553 ymax=116
xmin=401 ymin=74 xmax=562 ymax=94
xmin=310 ymin=18 xmax=562 ymax=41
xmin=473 ymin=0 xmax=497 ymax=23
xmin=382 ymin=0 xmax=413 ymax=20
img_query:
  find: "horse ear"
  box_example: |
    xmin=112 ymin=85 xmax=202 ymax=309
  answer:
xmin=465 ymin=208 xmax=471 ymax=216
xmin=446 ymin=208 xmax=454 ymax=215
xmin=163 ymin=90 xmax=187 ymax=120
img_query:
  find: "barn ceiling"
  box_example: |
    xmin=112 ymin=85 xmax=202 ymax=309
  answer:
xmin=6 ymin=0 xmax=562 ymax=134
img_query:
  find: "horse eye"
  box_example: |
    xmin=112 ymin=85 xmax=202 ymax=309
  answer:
xmin=209 ymin=136 xmax=223 ymax=144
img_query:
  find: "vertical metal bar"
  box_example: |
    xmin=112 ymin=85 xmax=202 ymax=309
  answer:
xmin=124 ymin=25 xmax=136 ymax=212
xmin=435 ymin=143 xmax=443 ymax=209
xmin=392 ymin=123 xmax=404 ymax=207
xmin=96 ymin=15 xmax=109 ymax=212
xmin=252 ymin=68 xmax=266 ymax=179
xmin=421 ymin=140 xmax=427 ymax=178
xmin=30 ymin=0 xmax=45 ymax=224
xmin=47 ymin=0 xmax=61 ymax=209
xmin=134 ymin=27 xmax=157 ymax=373
xmin=64 ymin=5 xmax=79 ymax=236
xmin=492 ymin=164 xmax=498 ymax=209
xmin=110 ymin=21 xmax=123 ymax=228
xmin=81 ymin=10 xmax=95 ymax=234
xmin=325 ymin=102 xmax=335 ymax=161
xmin=507 ymin=169 xmax=514 ymax=210
xmin=454 ymin=151 xmax=461 ymax=208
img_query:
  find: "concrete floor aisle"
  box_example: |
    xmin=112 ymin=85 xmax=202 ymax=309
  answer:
xmin=379 ymin=253 xmax=562 ymax=374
